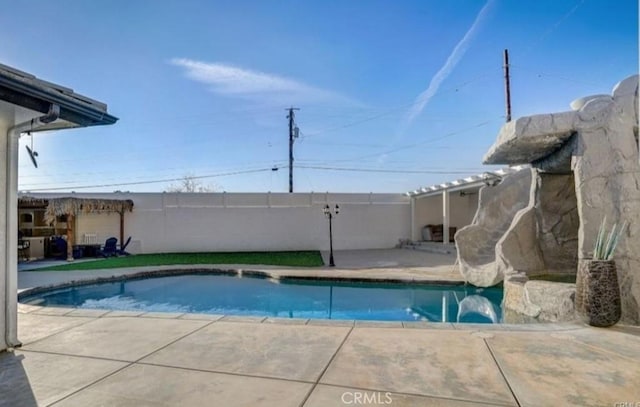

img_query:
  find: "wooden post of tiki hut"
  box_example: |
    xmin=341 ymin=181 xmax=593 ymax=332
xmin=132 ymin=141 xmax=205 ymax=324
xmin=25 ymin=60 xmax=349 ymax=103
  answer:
xmin=119 ymin=209 xmax=125 ymax=249
xmin=66 ymin=213 xmax=74 ymax=261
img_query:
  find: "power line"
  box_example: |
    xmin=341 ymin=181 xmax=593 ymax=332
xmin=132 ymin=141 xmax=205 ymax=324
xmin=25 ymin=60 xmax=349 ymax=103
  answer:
xmin=19 ymin=160 xmax=289 ymax=181
xmin=20 ymin=161 xmax=494 ymax=191
xmin=19 ymin=117 xmax=495 ymax=188
xmin=21 ymin=168 xmax=273 ymax=192
xmin=18 ymin=128 xmax=278 ymax=169
xmin=297 ymin=119 xmax=495 ymax=164
xmin=18 ymin=71 xmax=503 ymax=171
xmin=510 ymin=65 xmax=609 ymax=87
xmin=293 ymin=165 xmax=483 ymax=175
xmin=302 ymin=69 xmax=500 ymax=138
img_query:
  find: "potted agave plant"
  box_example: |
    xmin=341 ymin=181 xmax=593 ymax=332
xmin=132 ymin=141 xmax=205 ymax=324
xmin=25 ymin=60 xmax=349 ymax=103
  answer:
xmin=575 ymin=218 xmax=627 ymax=327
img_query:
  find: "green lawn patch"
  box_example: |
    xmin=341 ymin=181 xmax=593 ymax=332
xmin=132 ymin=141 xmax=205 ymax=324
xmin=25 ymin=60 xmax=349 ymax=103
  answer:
xmin=34 ymin=251 xmax=324 ymax=271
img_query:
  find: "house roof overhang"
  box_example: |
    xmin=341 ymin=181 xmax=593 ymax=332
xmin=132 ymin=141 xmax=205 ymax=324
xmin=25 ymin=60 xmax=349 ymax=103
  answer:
xmin=0 ymin=63 xmax=118 ymax=129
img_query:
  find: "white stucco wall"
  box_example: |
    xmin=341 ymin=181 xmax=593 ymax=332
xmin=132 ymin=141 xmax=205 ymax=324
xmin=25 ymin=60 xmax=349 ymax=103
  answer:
xmin=413 ymin=190 xmax=479 ymax=241
xmin=22 ymin=192 xmax=411 ymax=253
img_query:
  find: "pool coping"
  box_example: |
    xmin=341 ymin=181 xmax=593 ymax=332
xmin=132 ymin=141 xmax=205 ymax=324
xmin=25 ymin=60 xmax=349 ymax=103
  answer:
xmin=17 ymin=303 xmax=588 ymax=332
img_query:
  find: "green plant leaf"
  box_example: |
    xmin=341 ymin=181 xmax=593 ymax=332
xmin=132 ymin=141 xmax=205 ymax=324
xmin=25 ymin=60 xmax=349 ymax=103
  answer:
xmin=606 ymin=221 xmax=628 ymax=260
xmin=594 ymin=216 xmax=607 ymax=260
xmin=604 ymin=222 xmax=618 ymax=260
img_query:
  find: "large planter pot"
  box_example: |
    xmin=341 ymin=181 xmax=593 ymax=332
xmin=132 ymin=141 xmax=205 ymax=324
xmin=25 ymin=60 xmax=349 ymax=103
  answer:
xmin=575 ymin=259 xmax=621 ymax=327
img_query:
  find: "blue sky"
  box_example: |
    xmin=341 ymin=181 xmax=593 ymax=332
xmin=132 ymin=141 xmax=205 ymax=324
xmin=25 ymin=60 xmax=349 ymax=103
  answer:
xmin=1 ymin=0 xmax=637 ymax=193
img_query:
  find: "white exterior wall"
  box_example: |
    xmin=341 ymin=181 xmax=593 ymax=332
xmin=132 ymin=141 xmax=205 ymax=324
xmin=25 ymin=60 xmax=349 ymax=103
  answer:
xmin=76 ymin=212 xmax=121 ymax=243
xmin=24 ymin=192 xmax=411 ymax=253
xmin=413 ymin=190 xmax=479 ymax=240
xmin=415 ymin=195 xmax=444 ymax=228
xmin=450 ymin=192 xmax=479 ymax=228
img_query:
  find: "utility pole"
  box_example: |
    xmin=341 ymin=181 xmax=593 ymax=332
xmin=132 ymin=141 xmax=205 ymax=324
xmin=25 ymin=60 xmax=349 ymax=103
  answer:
xmin=503 ymin=49 xmax=512 ymax=122
xmin=286 ymin=107 xmax=300 ymax=193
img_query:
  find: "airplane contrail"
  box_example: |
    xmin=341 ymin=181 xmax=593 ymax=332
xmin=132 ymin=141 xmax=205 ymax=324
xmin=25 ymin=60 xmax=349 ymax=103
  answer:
xmin=397 ymin=0 xmax=494 ymax=137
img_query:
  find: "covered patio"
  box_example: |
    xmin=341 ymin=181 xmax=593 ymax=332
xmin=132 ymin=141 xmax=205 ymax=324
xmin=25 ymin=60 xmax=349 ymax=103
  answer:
xmin=407 ymin=166 xmax=526 ymax=245
xmin=18 ymin=196 xmax=134 ymax=261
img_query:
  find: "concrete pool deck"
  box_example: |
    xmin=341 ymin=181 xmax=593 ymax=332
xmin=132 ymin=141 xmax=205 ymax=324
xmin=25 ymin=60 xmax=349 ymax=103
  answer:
xmin=5 ymin=249 xmax=640 ymax=406
xmin=3 ymin=309 xmax=640 ymax=406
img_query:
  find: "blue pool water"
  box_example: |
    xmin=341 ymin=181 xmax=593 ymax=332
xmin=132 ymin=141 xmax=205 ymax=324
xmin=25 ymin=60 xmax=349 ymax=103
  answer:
xmin=21 ymin=275 xmax=504 ymax=323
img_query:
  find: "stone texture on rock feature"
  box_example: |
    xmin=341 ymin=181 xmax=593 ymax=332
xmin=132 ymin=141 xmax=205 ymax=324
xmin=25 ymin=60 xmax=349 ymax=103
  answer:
xmin=535 ymin=173 xmax=579 ymax=274
xmin=496 ymin=205 xmax=545 ymax=278
xmin=570 ymin=94 xmax=613 ymax=111
xmin=503 ymin=274 xmax=576 ymax=323
xmin=612 ymin=75 xmax=639 ymax=119
xmin=460 ymin=75 xmax=639 ymax=323
xmin=455 ymin=169 xmax=532 ymax=287
xmin=483 ymin=111 xmax=577 ymax=165
xmin=463 ymin=168 xmax=579 ymax=287
xmin=503 ymin=274 xmax=540 ymax=319
xmin=531 ymin=134 xmax=576 ymax=173
xmin=525 ymin=281 xmax=576 ymax=322
xmin=497 ymin=172 xmax=579 ymax=278
xmin=572 ymin=76 xmax=640 ymax=324
xmin=462 ymin=75 xmax=640 ymax=324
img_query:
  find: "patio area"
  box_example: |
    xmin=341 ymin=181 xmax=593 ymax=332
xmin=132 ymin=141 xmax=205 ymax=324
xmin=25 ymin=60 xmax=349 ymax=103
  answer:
xmin=4 ymin=250 xmax=639 ymax=406
xmin=3 ymin=307 xmax=640 ymax=406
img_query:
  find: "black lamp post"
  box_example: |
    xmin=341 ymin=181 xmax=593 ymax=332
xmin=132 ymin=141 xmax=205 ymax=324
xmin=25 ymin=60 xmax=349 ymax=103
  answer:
xmin=323 ymin=204 xmax=339 ymax=267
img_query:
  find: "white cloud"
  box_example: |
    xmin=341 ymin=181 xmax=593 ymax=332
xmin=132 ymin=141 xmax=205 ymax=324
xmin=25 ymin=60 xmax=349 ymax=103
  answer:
xmin=397 ymin=1 xmax=494 ymax=137
xmin=171 ymin=58 xmax=356 ymax=105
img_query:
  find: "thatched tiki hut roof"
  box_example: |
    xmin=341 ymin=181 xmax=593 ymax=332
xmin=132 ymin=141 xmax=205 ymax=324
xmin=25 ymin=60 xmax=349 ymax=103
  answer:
xmin=38 ymin=197 xmax=134 ymax=224
xmin=18 ymin=196 xmax=134 ymax=260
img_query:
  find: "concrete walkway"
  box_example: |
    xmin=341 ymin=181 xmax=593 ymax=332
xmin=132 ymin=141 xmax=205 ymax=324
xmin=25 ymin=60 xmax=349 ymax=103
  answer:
xmin=3 ymin=308 xmax=640 ymax=406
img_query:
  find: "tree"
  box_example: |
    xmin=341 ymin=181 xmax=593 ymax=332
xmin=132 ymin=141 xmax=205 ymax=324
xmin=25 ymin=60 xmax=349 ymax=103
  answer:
xmin=165 ymin=175 xmax=217 ymax=193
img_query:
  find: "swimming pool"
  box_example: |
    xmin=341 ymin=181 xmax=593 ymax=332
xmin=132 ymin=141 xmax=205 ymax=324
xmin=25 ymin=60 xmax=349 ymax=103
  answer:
xmin=21 ymin=274 xmax=503 ymax=323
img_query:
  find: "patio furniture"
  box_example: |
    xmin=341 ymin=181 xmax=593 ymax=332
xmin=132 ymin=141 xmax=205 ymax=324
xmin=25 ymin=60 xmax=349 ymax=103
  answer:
xmin=79 ymin=244 xmax=101 ymax=257
xmin=49 ymin=237 xmax=68 ymax=260
xmin=117 ymin=236 xmax=132 ymax=256
xmin=98 ymin=237 xmax=118 ymax=257
xmin=82 ymin=233 xmax=99 ymax=245
xmin=17 ymin=236 xmax=30 ymax=262
xmin=423 ymin=224 xmax=457 ymax=242
xmin=72 ymin=246 xmax=84 ymax=259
